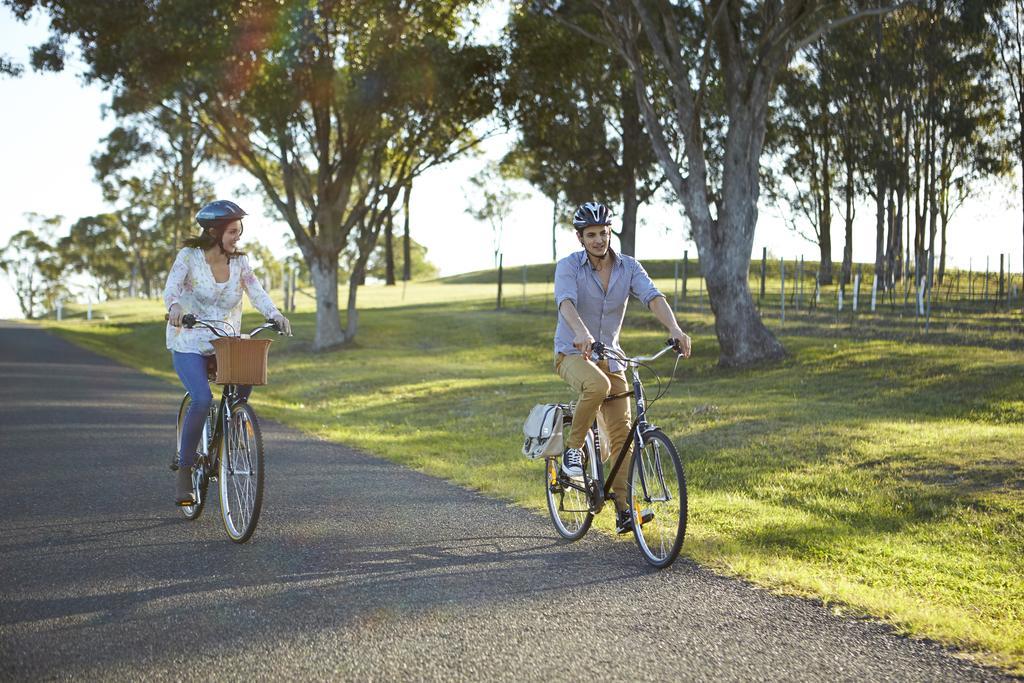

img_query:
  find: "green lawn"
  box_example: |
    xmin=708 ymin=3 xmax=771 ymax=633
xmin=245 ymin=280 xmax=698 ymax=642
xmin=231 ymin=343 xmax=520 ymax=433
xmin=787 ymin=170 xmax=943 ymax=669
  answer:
xmin=37 ymin=278 xmax=1024 ymax=674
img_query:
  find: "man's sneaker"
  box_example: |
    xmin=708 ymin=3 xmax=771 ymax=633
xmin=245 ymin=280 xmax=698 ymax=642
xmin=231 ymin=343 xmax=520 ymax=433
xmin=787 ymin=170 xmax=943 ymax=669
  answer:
xmin=615 ymin=509 xmax=634 ymax=534
xmin=561 ymin=447 xmax=584 ymax=478
xmin=616 ymin=508 xmax=655 ymax=534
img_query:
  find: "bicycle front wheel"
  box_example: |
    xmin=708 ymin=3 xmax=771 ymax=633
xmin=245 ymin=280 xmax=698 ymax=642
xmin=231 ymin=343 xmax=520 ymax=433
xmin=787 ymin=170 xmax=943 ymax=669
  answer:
xmin=545 ymin=431 xmax=595 ymax=541
xmin=219 ymin=401 xmax=264 ymax=543
xmin=628 ymin=429 xmax=687 ymax=568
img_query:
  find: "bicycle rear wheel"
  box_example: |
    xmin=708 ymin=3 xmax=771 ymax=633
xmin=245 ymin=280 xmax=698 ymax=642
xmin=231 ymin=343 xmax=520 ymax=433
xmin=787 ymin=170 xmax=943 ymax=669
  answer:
xmin=628 ymin=429 xmax=687 ymax=568
xmin=545 ymin=430 xmax=596 ymax=540
xmin=177 ymin=394 xmax=212 ymax=521
xmin=219 ymin=401 xmax=264 ymax=543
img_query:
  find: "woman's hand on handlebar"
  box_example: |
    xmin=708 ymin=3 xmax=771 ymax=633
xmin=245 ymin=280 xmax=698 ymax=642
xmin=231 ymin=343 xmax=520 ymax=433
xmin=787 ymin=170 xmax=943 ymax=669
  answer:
xmin=167 ymin=304 xmax=185 ymax=327
xmin=271 ymin=313 xmax=292 ymax=336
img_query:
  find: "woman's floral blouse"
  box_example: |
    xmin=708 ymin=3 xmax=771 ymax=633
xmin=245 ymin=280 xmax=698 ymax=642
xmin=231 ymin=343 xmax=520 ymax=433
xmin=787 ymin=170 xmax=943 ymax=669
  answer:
xmin=163 ymin=247 xmax=280 ymax=355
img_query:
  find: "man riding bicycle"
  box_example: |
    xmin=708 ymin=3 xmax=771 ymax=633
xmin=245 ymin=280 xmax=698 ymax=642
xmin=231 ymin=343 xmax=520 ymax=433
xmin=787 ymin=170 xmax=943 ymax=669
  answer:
xmin=554 ymin=201 xmax=692 ymax=534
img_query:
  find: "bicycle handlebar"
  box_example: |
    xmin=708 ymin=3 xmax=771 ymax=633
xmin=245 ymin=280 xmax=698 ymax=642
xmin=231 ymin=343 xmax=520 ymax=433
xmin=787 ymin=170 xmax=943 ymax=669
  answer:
xmin=591 ymin=339 xmax=683 ymax=364
xmin=165 ymin=313 xmax=283 ymax=338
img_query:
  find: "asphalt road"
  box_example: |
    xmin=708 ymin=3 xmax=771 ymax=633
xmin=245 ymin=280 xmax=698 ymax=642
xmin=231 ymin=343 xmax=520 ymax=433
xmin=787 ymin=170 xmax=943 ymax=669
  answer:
xmin=0 ymin=321 xmax=1015 ymax=681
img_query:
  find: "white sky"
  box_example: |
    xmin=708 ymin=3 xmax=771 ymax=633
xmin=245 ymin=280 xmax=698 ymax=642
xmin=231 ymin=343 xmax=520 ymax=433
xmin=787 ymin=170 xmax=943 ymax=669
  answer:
xmin=2 ymin=6 xmax=1022 ymax=319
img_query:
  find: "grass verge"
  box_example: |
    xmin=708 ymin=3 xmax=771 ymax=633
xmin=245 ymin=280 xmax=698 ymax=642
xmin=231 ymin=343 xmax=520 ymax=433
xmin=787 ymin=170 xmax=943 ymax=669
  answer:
xmin=35 ymin=281 xmax=1024 ymax=674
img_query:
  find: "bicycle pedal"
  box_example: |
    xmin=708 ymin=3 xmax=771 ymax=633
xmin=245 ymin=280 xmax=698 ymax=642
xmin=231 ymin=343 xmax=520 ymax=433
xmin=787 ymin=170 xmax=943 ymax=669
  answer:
xmin=638 ymin=509 xmax=654 ymax=525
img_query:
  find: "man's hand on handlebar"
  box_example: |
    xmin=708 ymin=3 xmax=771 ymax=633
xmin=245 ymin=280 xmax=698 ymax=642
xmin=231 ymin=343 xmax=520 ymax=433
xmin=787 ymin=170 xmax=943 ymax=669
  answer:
xmin=573 ymin=331 xmax=594 ymax=357
xmin=667 ymin=329 xmax=692 ymax=358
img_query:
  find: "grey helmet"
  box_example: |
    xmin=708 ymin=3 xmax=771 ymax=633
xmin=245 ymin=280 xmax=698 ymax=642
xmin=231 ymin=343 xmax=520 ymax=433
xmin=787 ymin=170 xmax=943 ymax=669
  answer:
xmin=572 ymin=201 xmax=611 ymax=229
xmin=196 ymin=200 xmax=247 ymax=229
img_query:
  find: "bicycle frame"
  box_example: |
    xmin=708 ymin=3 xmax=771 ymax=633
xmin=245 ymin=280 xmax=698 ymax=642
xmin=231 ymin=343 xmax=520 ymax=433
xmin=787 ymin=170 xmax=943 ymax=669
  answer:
xmin=560 ymin=343 xmax=679 ymax=515
xmin=202 ymin=384 xmax=246 ymax=473
xmin=182 ymin=316 xmax=279 ymax=499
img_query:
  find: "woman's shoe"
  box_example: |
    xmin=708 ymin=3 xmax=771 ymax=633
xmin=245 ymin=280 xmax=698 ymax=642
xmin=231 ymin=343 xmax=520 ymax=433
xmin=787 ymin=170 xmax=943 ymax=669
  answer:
xmin=175 ymin=467 xmax=195 ymax=506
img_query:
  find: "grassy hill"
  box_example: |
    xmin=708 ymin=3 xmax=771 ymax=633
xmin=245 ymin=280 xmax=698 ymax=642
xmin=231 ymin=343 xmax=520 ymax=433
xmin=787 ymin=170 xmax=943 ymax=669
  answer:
xmin=36 ymin=277 xmax=1024 ymax=674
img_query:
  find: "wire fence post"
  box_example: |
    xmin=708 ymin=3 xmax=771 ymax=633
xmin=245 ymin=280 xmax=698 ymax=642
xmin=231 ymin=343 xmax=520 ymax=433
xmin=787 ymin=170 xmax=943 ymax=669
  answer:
xmin=1007 ymin=255 xmax=1013 ymax=310
xmin=917 ymin=274 xmax=927 ymax=316
xmin=292 ymin=266 xmax=299 ymax=312
xmin=522 ymin=264 xmax=527 ymax=307
xmin=853 ymin=271 xmax=860 ymax=312
xmin=682 ymin=250 xmax=689 ymax=301
xmin=984 ymin=256 xmax=990 ymax=303
xmin=673 ymin=260 xmax=679 ymax=312
xmin=780 ymin=258 xmax=785 ymax=325
xmin=796 ymin=255 xmax=804 ymax=311
xmin=999 ymin=253 xmax=1005 ymax=303
xmin=684 ymin=250 xmax=692 ymax=301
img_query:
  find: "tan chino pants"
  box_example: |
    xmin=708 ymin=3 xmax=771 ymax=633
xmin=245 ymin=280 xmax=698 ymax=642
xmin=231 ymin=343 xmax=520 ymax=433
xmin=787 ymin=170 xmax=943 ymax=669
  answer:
xmin=556 ymin=353 xmax=633 ymax=511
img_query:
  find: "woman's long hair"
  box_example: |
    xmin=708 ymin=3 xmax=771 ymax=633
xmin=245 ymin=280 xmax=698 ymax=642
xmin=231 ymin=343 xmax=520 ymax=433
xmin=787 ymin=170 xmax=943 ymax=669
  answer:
xmin=182 ymin=220 xmax=246 ymax=259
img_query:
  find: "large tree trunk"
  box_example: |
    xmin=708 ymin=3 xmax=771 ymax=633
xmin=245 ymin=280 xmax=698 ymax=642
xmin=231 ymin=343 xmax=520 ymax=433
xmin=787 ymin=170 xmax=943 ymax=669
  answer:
xmin=619 ymin=187 xmax=637 ymax=256
xmin=885 ymin=190 xmax=899 ymax=287
xmin=703 ymin=248 xmax=784 ymax=366
xmin=402 ymin=183 xmax=412 ymax=282
xmin=926 ymin=129 xmax=938 ymax=288
xmin=345 ymin=266 xmax=361 ymax=342
xmin=938 ymin=212 xmax=948 ymax=285
xmin=307 ymin=250 xmax=345 ymax=351
xmin=180 ymin=97 xmax=196 ymax=250
xmin=818 ymin=117 xmax=834 ymax=285
xmin=841 ymin=155 xmax=854 ymax=286
xmin=605 ymin=1 xmax=792 ymax=367
xmin=696 ymin=123 xmax=785 ymax=367
xmin=618 ymin=86 xmax=640 ymax=256
xmin=384 ymin=209 xmax=396 ymax=286
xmin=551 ymin=199 xmax=558 ymax=261
xmin=818 ymin=230 xmax=833 ymax=285
xmin=344 ymin=222 xmax=383 ymax=341
xmin=874 ymin=173 xmax=887 ymax=290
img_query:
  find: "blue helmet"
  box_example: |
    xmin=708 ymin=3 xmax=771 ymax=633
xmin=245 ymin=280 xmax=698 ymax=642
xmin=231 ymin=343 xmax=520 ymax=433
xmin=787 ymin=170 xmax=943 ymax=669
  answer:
xmin=572 ymin=201 xmax=611 ymax=229
xmin=196 ymin=200 xmax=247 ymax=229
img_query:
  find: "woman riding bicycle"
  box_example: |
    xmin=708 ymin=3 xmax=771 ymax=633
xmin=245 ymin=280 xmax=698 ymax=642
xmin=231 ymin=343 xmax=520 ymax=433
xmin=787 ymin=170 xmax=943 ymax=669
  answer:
xmin=163 ymin=199 xmax=291 ymax=506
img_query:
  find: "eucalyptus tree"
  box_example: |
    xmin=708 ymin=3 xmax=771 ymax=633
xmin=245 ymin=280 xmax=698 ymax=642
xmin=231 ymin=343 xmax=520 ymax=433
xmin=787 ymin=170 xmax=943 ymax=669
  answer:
xmin=995 ymin=0 xmax=1024 ymax=279
xmin=91 ymin=124 xmax=217 ymax=295
xmin=0 ymin=215 xmax=64 ymax=318
xmin=897 ymin=0 xmax=1006 ymax=283
xmin=9 ymin=0 xmax=501 ymax=350
xmin=772 ymin=44 xmax=838 ymax=285
xmin=536 ymin=0 xmax=891 ymax=366
xmin=59 ymin=213 xmax=132 ymax=299
xmin=503 ymin=4 xmax=663 ymax=257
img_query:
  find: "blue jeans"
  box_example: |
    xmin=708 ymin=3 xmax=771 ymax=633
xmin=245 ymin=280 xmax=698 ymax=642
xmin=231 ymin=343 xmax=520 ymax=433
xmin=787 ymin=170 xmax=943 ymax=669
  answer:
xmin=172 ymin=352 xmax=251 ymax=468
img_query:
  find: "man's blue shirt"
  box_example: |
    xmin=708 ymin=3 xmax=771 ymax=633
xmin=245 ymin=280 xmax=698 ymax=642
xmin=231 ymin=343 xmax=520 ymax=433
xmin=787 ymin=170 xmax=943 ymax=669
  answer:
xmin=553 ymin=249 xmax=663 ymax=372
